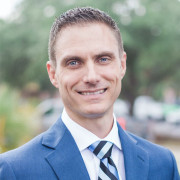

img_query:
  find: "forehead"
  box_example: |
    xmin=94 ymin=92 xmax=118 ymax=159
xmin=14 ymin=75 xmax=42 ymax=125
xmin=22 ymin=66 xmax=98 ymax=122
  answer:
xmin=58 ymin=22 xmax=115 ymax=35
xmin=54 ymin=23 xmax=120 ymax=61
xmin=56 ymin=22 xmax=118 ymax=46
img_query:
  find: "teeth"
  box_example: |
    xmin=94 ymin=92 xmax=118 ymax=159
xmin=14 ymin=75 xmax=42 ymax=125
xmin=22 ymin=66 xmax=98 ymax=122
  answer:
xmin=81 ymin=89 xmax=105 ymax=95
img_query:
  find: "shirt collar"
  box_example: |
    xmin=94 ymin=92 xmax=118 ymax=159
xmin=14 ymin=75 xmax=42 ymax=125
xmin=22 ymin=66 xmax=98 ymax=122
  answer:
xmin=61 ymin=108 xmax=122 ymax=152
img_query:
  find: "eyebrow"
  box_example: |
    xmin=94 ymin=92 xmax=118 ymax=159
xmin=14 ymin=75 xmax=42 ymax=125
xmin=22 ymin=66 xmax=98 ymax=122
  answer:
xmin=93 ymin=51 xmax=115 ymax=59
xmin=60 ymin=55 xmax=83 ymax=65
xmin=60 ymin=51 xmax=116 ymax=65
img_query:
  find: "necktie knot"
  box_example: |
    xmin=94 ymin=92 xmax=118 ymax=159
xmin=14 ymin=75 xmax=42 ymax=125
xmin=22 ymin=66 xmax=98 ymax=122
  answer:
xmin=88 ymin=140 xmax=120 ymax=180
xmin=88 ymin=140 xmax=113 ymax=160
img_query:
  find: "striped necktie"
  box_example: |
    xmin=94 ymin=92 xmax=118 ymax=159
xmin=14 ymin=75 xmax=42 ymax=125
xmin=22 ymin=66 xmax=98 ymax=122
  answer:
xmin=88 ymin=141 xmax=120 ymax=180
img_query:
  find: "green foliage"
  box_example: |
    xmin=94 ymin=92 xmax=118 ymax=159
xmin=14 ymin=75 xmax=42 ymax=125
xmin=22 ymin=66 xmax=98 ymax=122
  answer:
xmin=134 ymin=0 xmax=180 ymax=98
xmin=0 ymin=85 xmax=35 ymax=151
xmin=0 ymin=0 xmax=180 ymax=105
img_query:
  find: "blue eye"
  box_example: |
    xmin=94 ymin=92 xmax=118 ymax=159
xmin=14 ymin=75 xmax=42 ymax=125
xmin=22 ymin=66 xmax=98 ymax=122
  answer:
xmin=67 ymin=60 xmax=81 ymax=69
xmin=99 ymin=57 xmax=110 ymax=64
xmin=69 ymin=61 xmax=78 ymax=66
xmin=100 ymin=58 xmax=107 ymax=61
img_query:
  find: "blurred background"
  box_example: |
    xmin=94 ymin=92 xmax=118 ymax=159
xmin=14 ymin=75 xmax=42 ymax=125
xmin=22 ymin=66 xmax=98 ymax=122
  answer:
xmin=0 ymin=0 xmax=180 ymax=169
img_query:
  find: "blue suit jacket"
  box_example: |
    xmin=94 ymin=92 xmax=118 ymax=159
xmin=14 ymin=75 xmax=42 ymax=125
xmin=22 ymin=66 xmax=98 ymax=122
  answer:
xmin=0 ymin=117 xmax=179 ymax=180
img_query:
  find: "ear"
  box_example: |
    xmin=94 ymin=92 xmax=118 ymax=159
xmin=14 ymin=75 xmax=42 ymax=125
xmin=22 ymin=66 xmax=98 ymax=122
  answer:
xmin=46 ymin=61 xmax=59 ymax=88
xmin=120 ymin=52 xmax=127 ymax=79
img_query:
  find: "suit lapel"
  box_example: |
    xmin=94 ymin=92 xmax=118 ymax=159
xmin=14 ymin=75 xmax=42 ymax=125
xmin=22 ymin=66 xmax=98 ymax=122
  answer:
xmin=118 ymin=123 xmax=149 ymax=180
xmin=42 ymin=118 xmax=90 ymax=180
xmin=41 ymin=117 xmax=149 ymax=180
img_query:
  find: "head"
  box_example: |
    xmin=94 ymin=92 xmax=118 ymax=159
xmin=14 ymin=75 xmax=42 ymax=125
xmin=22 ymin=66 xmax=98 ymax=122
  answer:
xmin=48 ymin=7 xmax=124 ymax=66
xmin=47 ymin=7 xmax=126 ymax=129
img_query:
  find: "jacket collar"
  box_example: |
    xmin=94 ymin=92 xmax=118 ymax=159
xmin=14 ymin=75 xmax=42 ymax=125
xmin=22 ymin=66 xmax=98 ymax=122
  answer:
xmin=42 ymin=117 xmax=90 ymax=180
xmin=42 ymin=117 xmax=149 ymax=180
xmin=117 ymin=123 xmax=149 ymax=180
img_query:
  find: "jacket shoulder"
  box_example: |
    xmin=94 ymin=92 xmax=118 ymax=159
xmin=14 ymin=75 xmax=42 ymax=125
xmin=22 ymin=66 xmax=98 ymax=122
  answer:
xmin=127 ymin=131 xmax=170 ymax=153
xmin=0 ymin=132 xmax=45 ymax=161
xmin=126 ymin=131 xmax=180 ymax=179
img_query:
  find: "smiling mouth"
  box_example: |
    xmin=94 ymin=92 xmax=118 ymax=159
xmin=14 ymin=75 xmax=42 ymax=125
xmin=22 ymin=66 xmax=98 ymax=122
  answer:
xmin=78 ymin=88 xmax=107 ymax=95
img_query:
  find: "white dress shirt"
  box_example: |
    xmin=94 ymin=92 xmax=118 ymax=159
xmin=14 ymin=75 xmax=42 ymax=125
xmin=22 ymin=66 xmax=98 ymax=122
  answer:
xmin=61 ymin=109 xmax=126 ymax=180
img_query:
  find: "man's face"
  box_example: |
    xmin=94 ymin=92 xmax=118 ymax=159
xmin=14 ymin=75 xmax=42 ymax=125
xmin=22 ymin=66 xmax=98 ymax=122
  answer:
xmin=47 ymin=23 xmax=126 ymax=123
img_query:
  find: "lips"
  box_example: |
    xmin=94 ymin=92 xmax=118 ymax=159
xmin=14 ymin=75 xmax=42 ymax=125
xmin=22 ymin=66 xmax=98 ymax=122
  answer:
xmin=78 ymin=88 xmax=107 ymax=95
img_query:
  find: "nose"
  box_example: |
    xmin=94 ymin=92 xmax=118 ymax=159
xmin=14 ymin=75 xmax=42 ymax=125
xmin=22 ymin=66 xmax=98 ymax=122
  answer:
xmin=83 ymin=62 xmax=100 ymax=84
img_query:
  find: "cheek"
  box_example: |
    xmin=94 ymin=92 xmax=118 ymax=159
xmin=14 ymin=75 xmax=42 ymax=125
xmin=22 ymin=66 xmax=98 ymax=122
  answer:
xmin=58 ymin=71 xmax=82 ymax=91
xmin=103 ymin=67 xmax=121 ymax=82
xmin=105 ymin=69 xmax=122 ymax=95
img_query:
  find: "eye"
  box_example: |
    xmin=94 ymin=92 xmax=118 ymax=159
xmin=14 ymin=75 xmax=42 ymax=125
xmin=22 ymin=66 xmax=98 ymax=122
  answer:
xmin=99 ymin=57 xmax=110 ymax=64
xmin=67 ymin=60 xmax=80 ymax=68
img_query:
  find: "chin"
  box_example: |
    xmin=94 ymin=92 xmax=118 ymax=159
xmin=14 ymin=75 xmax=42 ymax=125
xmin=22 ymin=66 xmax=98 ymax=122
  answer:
xmin=82 ymin=112 xmax=105 ymax=119
xmin=82 ymin=107 xmax=108 ymax=119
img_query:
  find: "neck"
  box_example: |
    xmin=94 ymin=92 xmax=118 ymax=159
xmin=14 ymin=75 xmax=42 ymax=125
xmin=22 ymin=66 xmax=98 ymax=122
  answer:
xmin=83 ymin=115 xmax=114 ymax=138
xmin=66 ymin=109 xmax=114 ymax=138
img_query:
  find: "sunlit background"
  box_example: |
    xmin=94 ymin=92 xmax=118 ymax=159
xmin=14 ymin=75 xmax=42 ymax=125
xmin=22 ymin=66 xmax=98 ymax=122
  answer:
xmin=0 ymin=0 xmax=180 ymax=170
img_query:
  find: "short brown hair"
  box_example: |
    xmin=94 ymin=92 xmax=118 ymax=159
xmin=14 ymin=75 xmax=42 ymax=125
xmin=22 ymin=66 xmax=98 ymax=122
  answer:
xmin=48 ymin=7 xmax=124 ymax=65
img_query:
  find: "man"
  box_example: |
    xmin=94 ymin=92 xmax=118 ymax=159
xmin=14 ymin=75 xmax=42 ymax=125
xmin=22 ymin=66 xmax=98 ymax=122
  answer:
xmin=0 ymin=7 xmax=179 ymax=180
